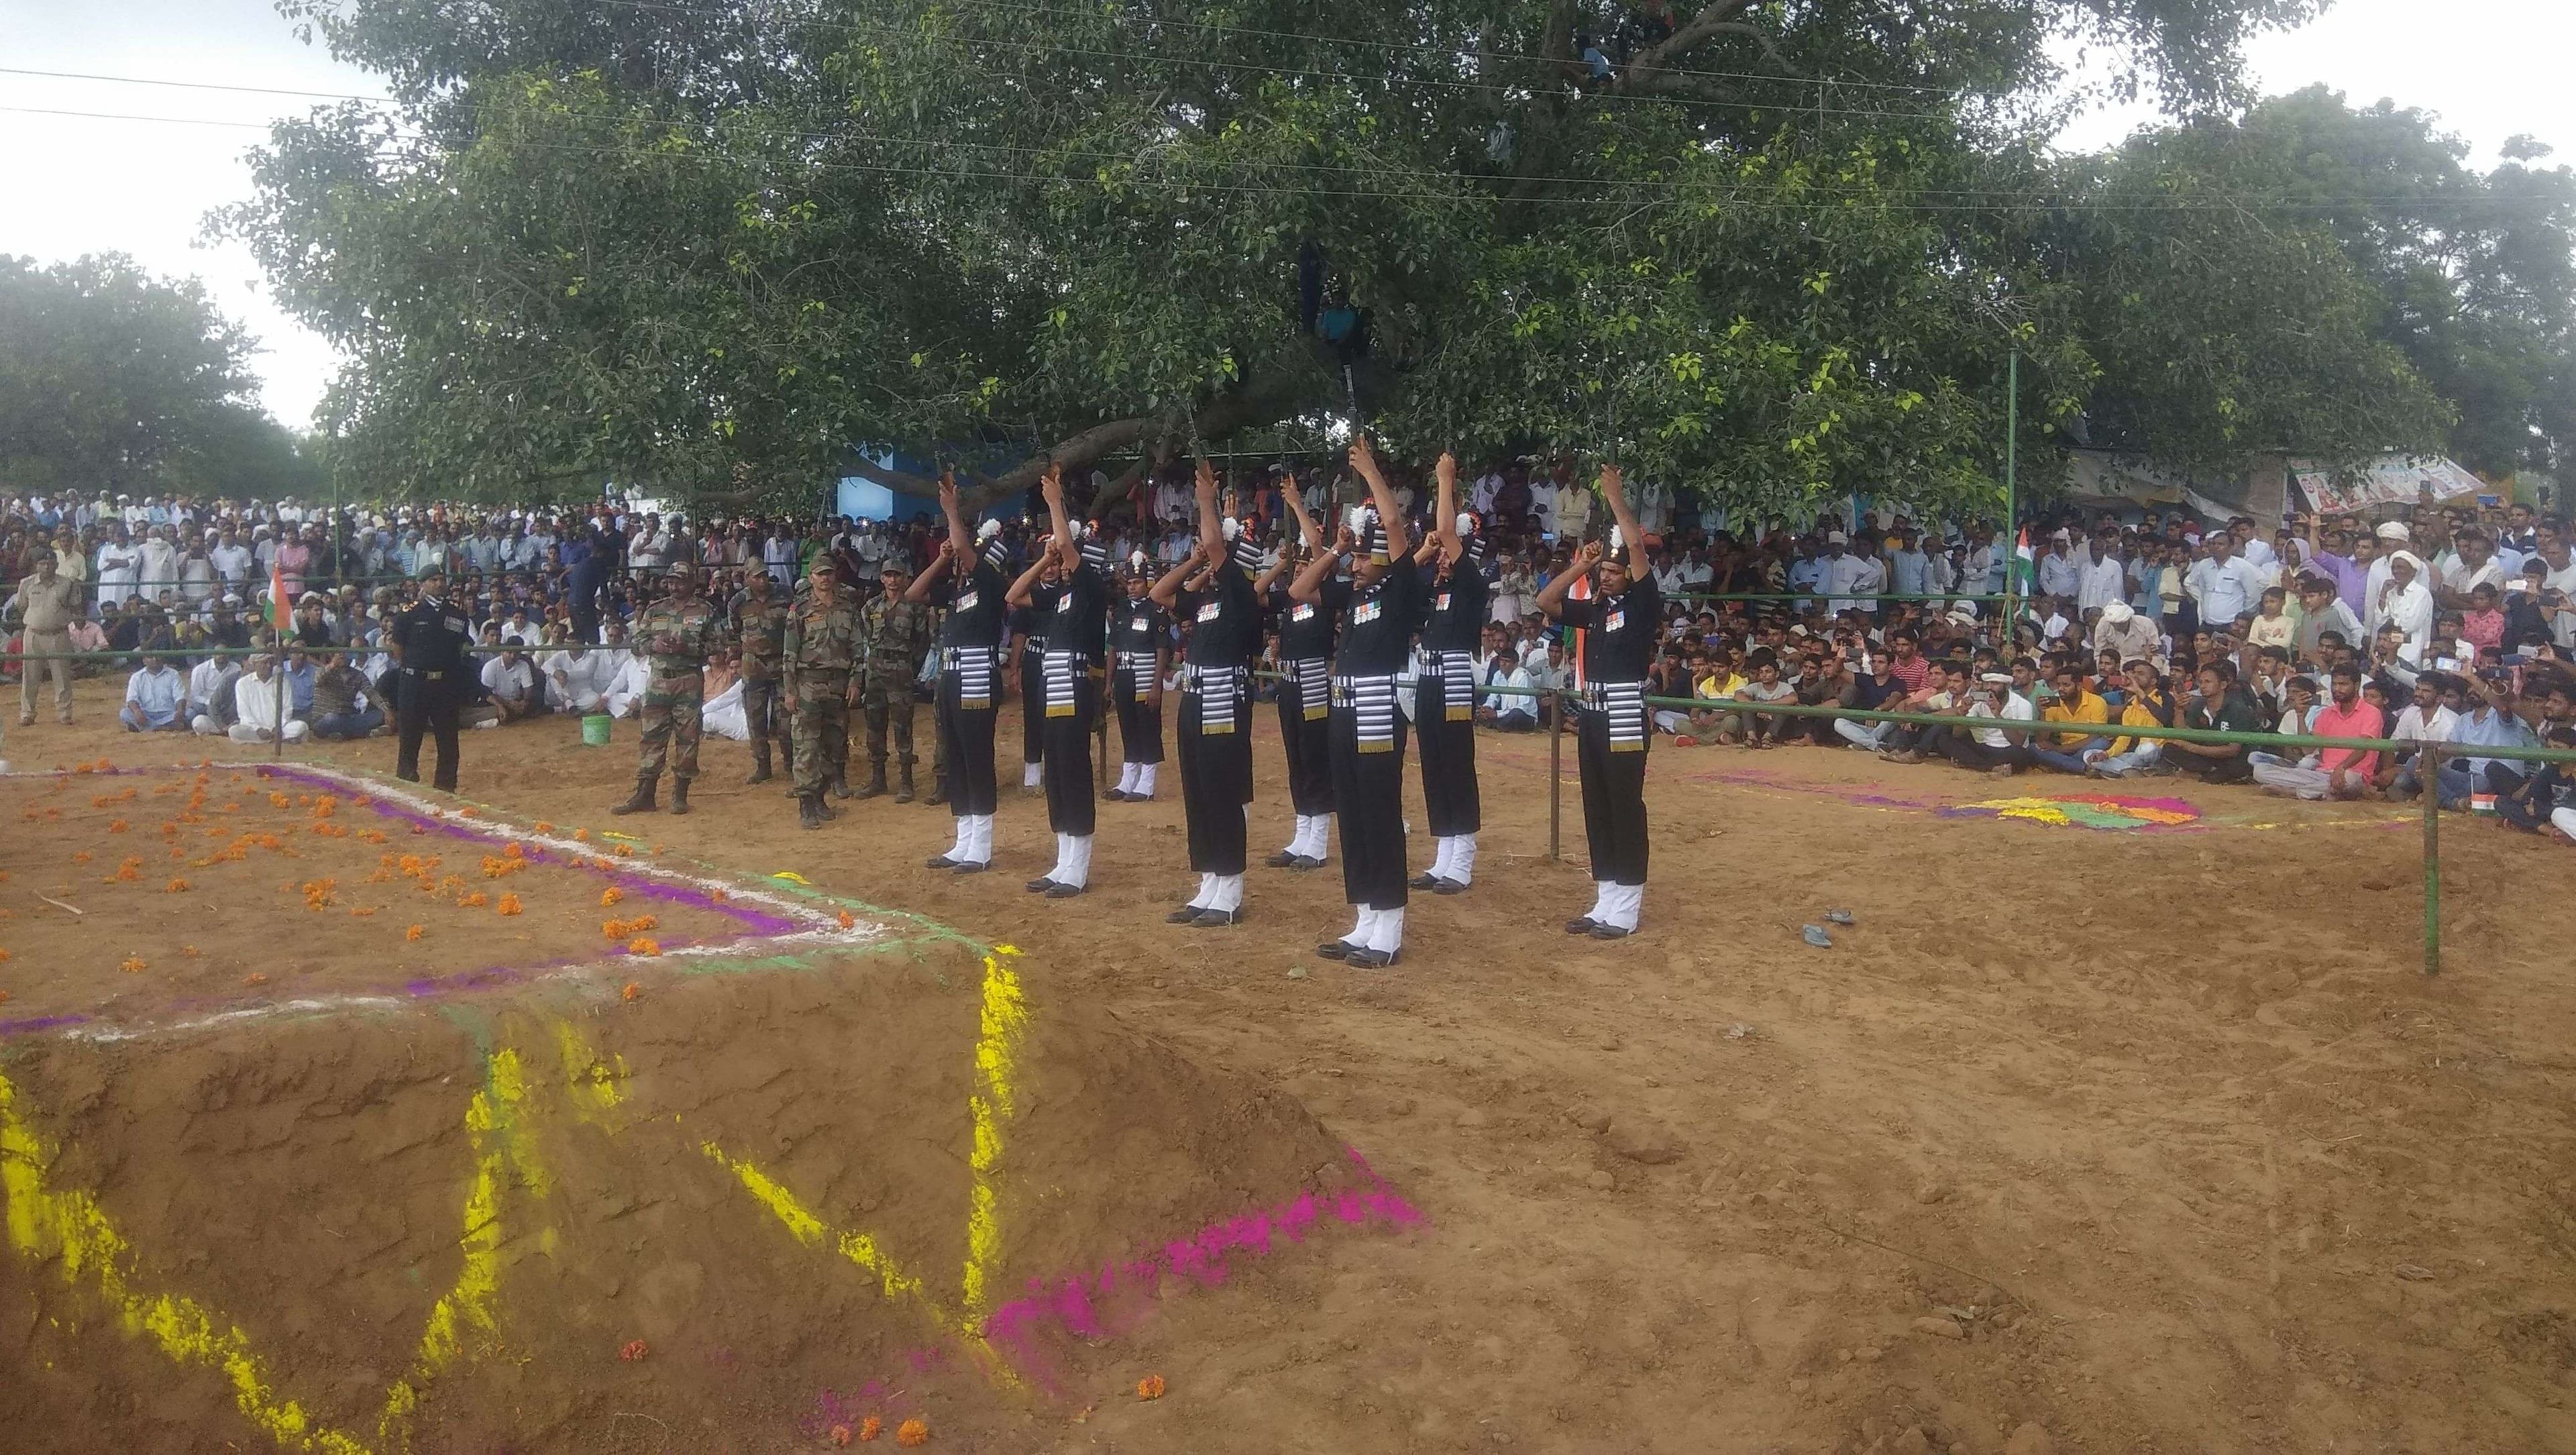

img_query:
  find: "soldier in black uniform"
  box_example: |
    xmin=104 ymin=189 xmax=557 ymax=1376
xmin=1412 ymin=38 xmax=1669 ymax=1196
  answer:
xmin=1105 ymin=550 xmax=1169 ymax=800
xmin=1264 ymin=481 xmax=1336 ymax=869
xmin=1410 ymin=452 xmax=1488 ymax=894
xmin=392 ymin=568 xmax=472 ymax=792
xmin=1537 ymin=464 xmax=1658 ymax=939
xmin=1289 ymin=438 xmax=1422 ymax=967
xmin=1008 ymin=464 xmax=1112 ymax=898
xmin=1155 ymin=460 xmax=1263 ymax=927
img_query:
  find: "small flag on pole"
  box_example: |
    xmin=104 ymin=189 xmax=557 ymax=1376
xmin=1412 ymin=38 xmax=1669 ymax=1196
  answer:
xmin=2010 ymin=525 xmax=2035 ymax=592
xmin=270 ymin=560 xmax=288 ymax=629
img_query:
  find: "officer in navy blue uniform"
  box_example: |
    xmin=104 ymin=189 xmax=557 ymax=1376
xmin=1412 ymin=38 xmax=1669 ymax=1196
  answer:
xmin=392 ymin=567 xmax=472 ymax=792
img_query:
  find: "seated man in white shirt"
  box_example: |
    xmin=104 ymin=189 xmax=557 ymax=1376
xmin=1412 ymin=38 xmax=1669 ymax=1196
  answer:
xmin=479 ymin=645 xmax=542 ymax=722
xmin=543 ymin=641 xmax=619 ymax=714
xmin=186 ymin=656 xmax=241 ymax=731
xmin=1475 ymin=647 xmax=1539 ymax=731
xmin=604 ymin=647 xmax=651 ymax=719
xmin=119 ymin=657 xmax=189 ymax=732
xmin=225 ymin=655 xmax=309 ymax=744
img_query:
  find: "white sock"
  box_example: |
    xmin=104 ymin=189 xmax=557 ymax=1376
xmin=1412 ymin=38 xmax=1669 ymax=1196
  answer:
xmin=1136 ymin=762 xmax=1156 ymax=798
xmin=1059 ymin=835 xmax=1091 ymax=890
xmin=966 ymin=815 xmax=994 ymax=865
xmin=1023 ymin=760 xmax=1042 ymax=788
xmin=1210 ymin=874 xmax=1243 ymax=912
xmin=1046 ymin=832 xmax=1071 ymax=881
xmin=1346 ymin=907 xmax=1373 ymax=947
xmin=1306 ymin=813 xmax=1335 ymax=862
xmin=1285 ymin=814 xmax=1309 ymax=856
xmin=1448 ymin=832 xmax=1477 ymax=886
xmin=1368 ymin=906 xmax=1404 ymax=955
xmin=1117 ymin=761 xmax=1140 ymax=795
xmin=1583 ymin=880 xmax=1609 ymax=922
xmin=947 ymin=815 xmax=970 ymax=858
xmin=1429 ymin=837 xmax=1455 ymax=881
xmin=1601 ymin=882 xmax=1643 ymax=932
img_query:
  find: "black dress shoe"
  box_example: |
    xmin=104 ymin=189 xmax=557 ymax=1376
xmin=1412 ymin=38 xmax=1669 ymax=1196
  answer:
xmin=1432 ymin=878 xmax=1467 ymax=896
xmin=1191 ymin=907 xmax=1242 ymax=927
xmin=1345 ymin=947 xmax=1401 ymax=968
xmin=1588 ymin=923 xmax=1633 ymax=940
xmin=1025 ymin=877 xmax=1057 ymax=894
xmin=926 ymin=854 xmax=959 ymax=869
xmin=1407 ymin=871 xmax=1440 ymax=891
xmin=1044 ymin=882 xmax=1085 ymax=899
xmin=1564 ymin=916 xmax=1598 ymax=935
xmin=1289 ymin=855 xmax=1325 ymax=871
xmin=1264 ymin=849 xmax=1299 ymax=869
xmin=952 ymin=859 xmax=989 ymax=875
xmin=1316 ymin=939 xmax=1356 ymax=961
xmin=1166 ymin=906 xmax=1203 ymax=924
xmin=1104 ymin=788 xmax=1131 ymax=802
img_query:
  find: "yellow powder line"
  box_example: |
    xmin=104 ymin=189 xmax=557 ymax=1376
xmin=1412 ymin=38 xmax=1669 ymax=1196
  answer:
xmin=378 ymin=1048 xmax=536 ymax=1448
xmin=698 ymin=1140 xmax=947 ymax=1324
xmin=0 ymin=1069 xmax=374 ymax=1455
xmin=960 ymin=947 xmax=1026 ymax=1319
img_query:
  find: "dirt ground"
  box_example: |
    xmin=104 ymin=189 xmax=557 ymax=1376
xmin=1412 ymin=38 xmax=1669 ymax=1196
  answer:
xmin=3 ymin=704 xmax=2574 ymax=1454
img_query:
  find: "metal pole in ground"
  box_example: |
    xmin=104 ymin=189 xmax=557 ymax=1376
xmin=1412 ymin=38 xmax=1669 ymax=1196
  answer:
xmin=273 ymin=656 xmax=286 ymax=761
xmin=1548 ymin=686 xmax=1564 ymax=862
xmin=2422 ymin=742 xmax=2441 ymax=976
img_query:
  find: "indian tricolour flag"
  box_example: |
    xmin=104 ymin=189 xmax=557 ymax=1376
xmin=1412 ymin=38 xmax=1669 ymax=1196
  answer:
xmin=2010 ymin=525 xmax=2036 ymax=593
xmin=269 ymin=560 xmax=288 ymax=629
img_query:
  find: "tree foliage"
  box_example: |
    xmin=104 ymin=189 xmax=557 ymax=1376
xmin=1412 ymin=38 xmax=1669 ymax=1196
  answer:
xmin=0 ymin=254 xmax=319 ymax=499
xmin=230 ymin=0 xmax=2514 ymax=520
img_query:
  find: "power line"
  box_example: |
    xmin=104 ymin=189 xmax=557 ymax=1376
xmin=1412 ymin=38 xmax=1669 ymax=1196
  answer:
xmin=0 ymin=101 xmax=2544 ymax=215
xmin=0 ymin=66 xmax=393 ymax=105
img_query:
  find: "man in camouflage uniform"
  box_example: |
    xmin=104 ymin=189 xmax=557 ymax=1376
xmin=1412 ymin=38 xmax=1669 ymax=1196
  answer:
xmin=612 ymin=563 xmax=718 ymax=816
xmin=737 ymin=567 xmax=792 ymax=784
xmin=855 ymin=557 xmax=936 ymax=802
xmin=783 ymin=555 xmax=861 ymax=830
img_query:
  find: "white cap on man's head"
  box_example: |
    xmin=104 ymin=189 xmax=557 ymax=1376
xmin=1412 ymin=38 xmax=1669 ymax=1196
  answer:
xmin=2375 ymin=521 xmax=2411 ymax=542
xmin=1825 ymin=530 xmax=1847 ymax=545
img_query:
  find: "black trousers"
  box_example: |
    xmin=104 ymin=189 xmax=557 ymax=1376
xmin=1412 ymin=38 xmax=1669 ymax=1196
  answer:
xmin=1415 ymin=672 xmax=1481 ymax=837
xmin=936 ymin=680 xmax=998 ymax=817
xmin=1113 ymin=665 xmax=1164 ymax=765
xmin=1178 ymin=691 xmax=1250 ymax=875
xmin=1576 ymin=708 xmax=1649 ymax=886
xmin=394 ymin=671 xmax=462 ymax=792
xmin=1936 ymin=731 xmax=2029 ymax=772
xmin=1042 ymin=675 xmax=1098 ymax=837
xmin=1329 ymin=704 xmax=1409 ymax=910
xmin=1277 ymin=673 xmax=1334 ymax=815
xmin=1018 ymin=649 xmax=1046 ymax=767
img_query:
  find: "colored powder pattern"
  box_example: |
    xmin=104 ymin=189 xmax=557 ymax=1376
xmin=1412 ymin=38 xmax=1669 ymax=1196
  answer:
xmin=961 ymin=947 xmax=1027 ymax=1319
xmin=1942 ymin=792 xmax=2202 ymax=831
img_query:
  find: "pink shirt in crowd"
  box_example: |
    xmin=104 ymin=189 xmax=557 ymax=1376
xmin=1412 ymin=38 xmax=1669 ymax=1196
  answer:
xmin=2314 ymin=698 xmax=2384 ymax=777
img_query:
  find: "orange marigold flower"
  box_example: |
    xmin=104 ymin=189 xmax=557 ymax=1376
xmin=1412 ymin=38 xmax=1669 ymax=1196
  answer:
xmin=1136 ymin=1375 xmax=1166 ymax=1401
xmin=894 ymin=1418 xmax=929 ymax=1447
xmin=107 ymin=819 xmax=129 ymax=833
xmin=496 ymin=894 xmax=522 ymax=916
xmin=837 ymin=910 xmax=857 ymax=929
xmin=625 ymin=936 xmax=661 ymax=957
xmin=459 ymin=891 xmax=488 ymax=908
xmin=600 ymin=887 xmax=625 ymax=907
xmin=619 ymin=1339 xmax=648 ymax=1362
xmin=535 ymin=820 xmax=555 ymax=834
xmin=859 ymin=1415 xmax=883 ymax=1442
xmin=405 ymin=924 xmax=425 ymax=941
xmin=165 ymin=879 xmax=190 ymax=894
xmin=72 ymin=851 xmax=93 ymax=865
xmin=621 ymin=981 xmax=641 ymax=1002
xmin=0 ymin=949 xmax=11 ymax=963
xmin=504 ymin=842 xmax=525 ymax=860
xmin=242 ymin=973 xmax=270 ymax=987
xmin=830 ymin=1425 xmax=853 ymax=1448
xmin=350 ymin=907 xmax=378 ymax=918
xmin=119 ymin=956 xmax=147 ymax=974
xmin=613 ymin=844 xmax=633 ymax=858
xmin=602 ymin=918 xmax=627 ymax=938
xmin=181 ymin=945 xmax=200 ymax=957
xmin=574 ymin=828 xmax=591 ymax=841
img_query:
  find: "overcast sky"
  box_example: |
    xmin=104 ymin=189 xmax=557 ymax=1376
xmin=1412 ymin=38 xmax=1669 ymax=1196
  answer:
xmin=3 ymin=0 xmax=2570 ymax=431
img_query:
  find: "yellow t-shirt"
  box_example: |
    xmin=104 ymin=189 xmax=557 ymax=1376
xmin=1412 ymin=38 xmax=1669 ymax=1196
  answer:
xmin=2040 ymin=689 xmax=2110 ymax=747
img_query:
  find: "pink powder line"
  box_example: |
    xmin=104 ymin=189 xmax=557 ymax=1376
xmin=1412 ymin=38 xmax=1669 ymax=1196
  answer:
xmin=975 ymin=1147 xmax=1422 ymax=1393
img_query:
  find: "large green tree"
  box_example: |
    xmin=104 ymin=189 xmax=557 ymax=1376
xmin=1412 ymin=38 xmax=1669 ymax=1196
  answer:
xmin=0 ymin=254 xmax=319 ymax=499
xmin=235 ymin=0 xmax=2453 ymax=519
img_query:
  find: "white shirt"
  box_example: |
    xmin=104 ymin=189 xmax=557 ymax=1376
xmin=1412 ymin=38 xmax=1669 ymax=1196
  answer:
xmin=235 ymin=672 xmax=288 ymax=733
xmin=210 ymin=543 xmax=252 ymax=585
xmin=545 ymin=649 xmax=617 ymax=702
xmin=2390 ymin=702 xmax=2460 ymax=745
xmin=1817 ymin=552 xmax=1878 ymax=613
xmin=188 ymin=659 xmax=234 ymax=713
xmin=2377 ymin=578 xmax=2435 ymax=655
xmin=480 ymin=655 xmax=536 ymax=702
xmin=2443 ymin=557 xmax=2506 ymax=599
xmin=2187 ymin=555 xmax=2269 ymax=627
xmin=1968 ymin=691 xmax=2037 ymax=748
xmin=2074 ymin=553 xmax=2127 ymax=614
xmin=123 ymin=665 xmax=184 ymax=722
xmin=1480 ymin=664 xmax=1535 ymax=712
xmin=2037 ymin=550 xmax=2081 ymax=600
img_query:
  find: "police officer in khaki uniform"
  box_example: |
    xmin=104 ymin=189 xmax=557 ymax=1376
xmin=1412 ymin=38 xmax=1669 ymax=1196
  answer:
xmin=737 ymin=568 xmax=792 ymax=784
xmin=855 ymin=558 xmax=935 ymax=802
xmin=783 ymin=555 xmax=861 ymax=830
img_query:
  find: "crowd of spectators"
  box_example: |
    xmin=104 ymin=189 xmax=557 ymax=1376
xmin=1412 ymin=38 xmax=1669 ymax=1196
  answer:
xmin=5 ymin=474 xmax=2571 ymax=841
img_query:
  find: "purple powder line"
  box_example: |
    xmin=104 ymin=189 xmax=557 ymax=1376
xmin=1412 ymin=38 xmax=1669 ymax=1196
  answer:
xmin=975 ymin=1146 xmax=1424 ymax=1394
xmin=0 ymin=1012 xmax=93 ymax=1035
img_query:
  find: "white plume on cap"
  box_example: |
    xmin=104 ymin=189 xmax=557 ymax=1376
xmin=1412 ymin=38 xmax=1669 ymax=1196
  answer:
xmin=975 ymin=519 xmax=1002 ymax=542
xmin=1128 ymin=549 xmax=1146 ymax=570
xmin=1346 ymin=504 xmax=1370 ymax=535
xmin=1609 ymin=525 xmax=1625 ymax=555
xmin=1221 ymin=517 xmax=1242 ymax=541
xmin=1456 ymin=512 xmax=1479 ymax=537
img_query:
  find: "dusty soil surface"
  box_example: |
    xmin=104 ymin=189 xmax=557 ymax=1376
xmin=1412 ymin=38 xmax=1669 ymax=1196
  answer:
xmin=3 ymin=708 xmax=2575 ymax=1454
